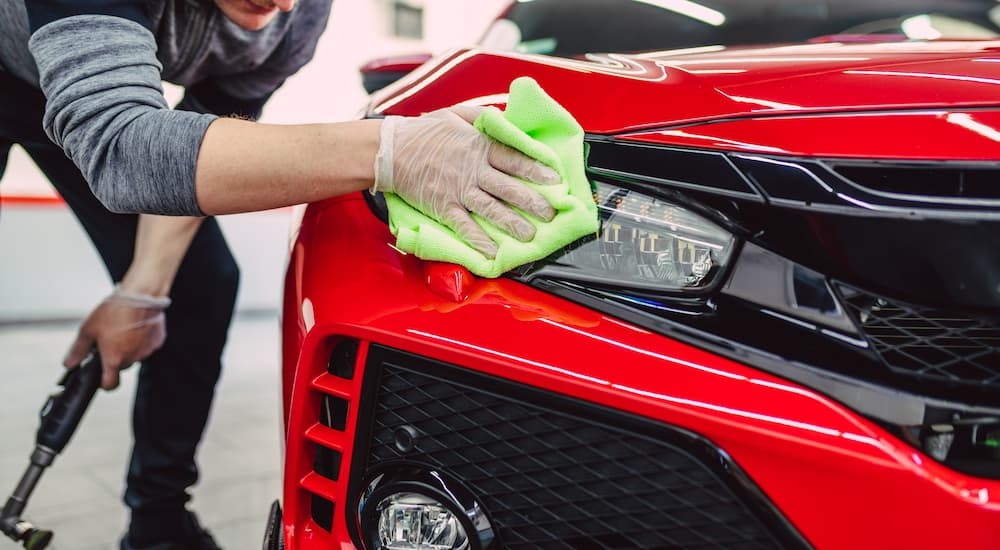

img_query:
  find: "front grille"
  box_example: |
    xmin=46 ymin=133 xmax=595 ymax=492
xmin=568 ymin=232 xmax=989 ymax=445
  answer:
xmin=837 ymin=284 xmax=1000 ymax=388
xmin=350 ymin=345 xmax=807 ymax=549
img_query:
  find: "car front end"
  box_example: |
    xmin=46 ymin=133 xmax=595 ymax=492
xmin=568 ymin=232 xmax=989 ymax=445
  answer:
xmin=270 ymin=40 xmax=1000 ymax=549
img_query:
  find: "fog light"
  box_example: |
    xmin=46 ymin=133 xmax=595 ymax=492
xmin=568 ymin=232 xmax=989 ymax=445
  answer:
xmin=355 ymin=467 xmax=495 ymax=550
xmin=375 ymin=492 xmax=468 ymax=550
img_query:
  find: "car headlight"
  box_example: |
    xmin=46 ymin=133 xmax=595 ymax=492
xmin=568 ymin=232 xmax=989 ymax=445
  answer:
xmin=520 ymin=180 xmax=736 ymax=295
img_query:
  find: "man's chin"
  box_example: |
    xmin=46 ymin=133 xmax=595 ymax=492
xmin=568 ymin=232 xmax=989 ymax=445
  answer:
xmin=235 ymin=15 xmax=277 ymax=30
xmin=215 ymin=1 xmax=280 ymax=30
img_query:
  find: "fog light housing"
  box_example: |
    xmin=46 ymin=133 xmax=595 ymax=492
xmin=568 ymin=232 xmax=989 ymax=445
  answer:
xmin=374 ymin=492 xmax=468 ymax=550
xmin=356 ymin=466 xmax=495 ymax=550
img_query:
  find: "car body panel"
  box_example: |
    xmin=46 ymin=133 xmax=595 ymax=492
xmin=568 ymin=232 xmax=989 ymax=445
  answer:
xmin=369 ymin=41 xmax=1000 ymax=137
xmin=279 ymin=194 xmax=1000 ymax=549
xmin=620 ymin=109 xmax=1000 ymax=160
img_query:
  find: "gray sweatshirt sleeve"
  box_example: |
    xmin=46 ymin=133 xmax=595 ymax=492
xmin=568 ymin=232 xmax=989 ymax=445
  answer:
xmin=29 ymin=15 xmax=216 ymax=216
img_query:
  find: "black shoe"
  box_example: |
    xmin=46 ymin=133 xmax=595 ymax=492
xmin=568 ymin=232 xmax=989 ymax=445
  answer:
xmin=120 ymin=511 xmax=222 ymax=550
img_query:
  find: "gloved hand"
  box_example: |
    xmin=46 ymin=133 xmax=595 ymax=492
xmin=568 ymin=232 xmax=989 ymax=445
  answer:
xmin=373 ymin=105 xmax=560 ymax=259
xmin=63 ymin=285 xmax=170 ymax=390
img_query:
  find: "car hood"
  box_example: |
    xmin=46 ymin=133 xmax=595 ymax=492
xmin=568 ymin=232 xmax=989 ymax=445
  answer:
xmin=368 ymin=40 xmax=1000 ymax=135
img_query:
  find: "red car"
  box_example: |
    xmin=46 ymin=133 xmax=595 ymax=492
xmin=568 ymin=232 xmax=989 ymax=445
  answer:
xmin=268 ymin=2 xmax=1000 ymax=549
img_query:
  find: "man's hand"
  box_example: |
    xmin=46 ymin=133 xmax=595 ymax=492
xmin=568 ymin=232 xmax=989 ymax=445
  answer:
xmin=373 ymin=106 xmax=560 ymax=259
xmin=63 ymin=287 xmax=169 ymax=390
xmin=64 ymin=214 xmax=198 ymax=389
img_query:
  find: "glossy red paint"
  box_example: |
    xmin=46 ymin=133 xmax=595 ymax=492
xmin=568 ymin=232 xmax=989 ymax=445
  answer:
xmin=620 ymin=109 xmax=1000 ymax=160
xmin=279 ymin=194 xmax=1000 ymax=549
xmin=423 ymin=261 xmax=475 ymax=302
xmin=279 ymin=38 xmax=1000 ymax=549
xmin=370 ymin=41 xmax=1000 ymax=135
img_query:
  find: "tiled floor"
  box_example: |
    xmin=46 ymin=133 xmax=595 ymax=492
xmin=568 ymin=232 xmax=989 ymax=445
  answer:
xmin=0 ymin=313 xmax=284 ymax=550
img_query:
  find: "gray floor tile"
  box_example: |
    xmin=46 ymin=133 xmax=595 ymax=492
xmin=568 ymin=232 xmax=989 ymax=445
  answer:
xmin=0 ymin=313 xmax=283 ymax=549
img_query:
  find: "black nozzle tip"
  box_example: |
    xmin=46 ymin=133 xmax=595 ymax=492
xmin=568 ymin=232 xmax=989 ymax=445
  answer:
xmin=24 ymin=529 xmax=53 ymax=550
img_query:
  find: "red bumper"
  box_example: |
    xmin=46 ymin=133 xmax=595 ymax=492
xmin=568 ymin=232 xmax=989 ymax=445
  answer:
xmin=276 ymin=193 xmax=1000 ymax=549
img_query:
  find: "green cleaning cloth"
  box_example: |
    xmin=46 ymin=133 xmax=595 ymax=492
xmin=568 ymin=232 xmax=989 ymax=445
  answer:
xmin=384 ymin=76 xmax=599 ymax=279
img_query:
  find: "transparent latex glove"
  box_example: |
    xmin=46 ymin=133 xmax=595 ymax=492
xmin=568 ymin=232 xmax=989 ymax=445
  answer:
xmin=63 ymin=286 xmax=169 ymax=390
xmin=373 ymin=105 xmax=560 ymax=259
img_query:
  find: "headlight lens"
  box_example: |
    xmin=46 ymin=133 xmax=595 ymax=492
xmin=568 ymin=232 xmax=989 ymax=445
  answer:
xmin=523 ymin=181 xmax=736 ymax=293
xmin=375 ymin=492 xmax=469 ymax=550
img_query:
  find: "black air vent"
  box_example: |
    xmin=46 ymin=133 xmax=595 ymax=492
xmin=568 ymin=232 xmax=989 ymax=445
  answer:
xmin=586 ymin=140 xmax=763 ymax=200
xmin=837 ymin=284 xmax=1000 ymax=388
xmin=833 ymin=164 xmax=1000 ymax=202
xmin=350 ymin=346 xmax=810 ymax=550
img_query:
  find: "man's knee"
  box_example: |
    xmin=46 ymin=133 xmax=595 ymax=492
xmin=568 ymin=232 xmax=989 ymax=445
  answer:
xmin=181 ymin=252 xmax=240 ymax=318
xmin=207 ymin=252 xmax=240 ymax=314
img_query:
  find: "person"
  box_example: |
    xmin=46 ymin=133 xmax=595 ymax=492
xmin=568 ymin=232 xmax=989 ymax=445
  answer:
xmin=0 ymin=1 xmax=560 ymax=549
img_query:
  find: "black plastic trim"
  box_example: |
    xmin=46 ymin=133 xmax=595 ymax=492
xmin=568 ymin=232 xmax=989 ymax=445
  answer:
xmin=824 ymin=159 xmax=1000 ymax=207
xmin=347 ymin=344 xmax=813 ymax=550
xmin=531 ymin=279 xmax=1000 ymax=426
xmin=732 ymin=154 xmax=1000 ymax=219
xmin=310 ymin=493 xmax=334 ymax=532
xmin=586 ymin=137 xmax=765 ymax=201
xmin=262 ymin=500 xmax=283 ymax=550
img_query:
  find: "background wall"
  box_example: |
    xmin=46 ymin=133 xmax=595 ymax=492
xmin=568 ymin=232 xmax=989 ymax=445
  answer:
xmin=0 ymin=0 xmax=508 ymax=321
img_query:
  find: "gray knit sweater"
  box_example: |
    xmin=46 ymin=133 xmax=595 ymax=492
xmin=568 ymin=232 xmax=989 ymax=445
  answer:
xmin=0 ymin=0 xmax=332 ymax=215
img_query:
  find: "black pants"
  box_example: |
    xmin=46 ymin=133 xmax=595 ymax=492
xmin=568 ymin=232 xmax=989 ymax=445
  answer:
xmin=0 ymin=69 xmax=239 ymax=527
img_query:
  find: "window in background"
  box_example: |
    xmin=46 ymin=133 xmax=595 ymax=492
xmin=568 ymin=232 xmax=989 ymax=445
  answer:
xmin=393 ymin=1 xmax=424 ymax=39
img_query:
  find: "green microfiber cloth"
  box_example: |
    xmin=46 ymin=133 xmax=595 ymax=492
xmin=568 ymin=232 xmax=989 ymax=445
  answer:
xmin=384 ymin=76 xmax=599 ymax=279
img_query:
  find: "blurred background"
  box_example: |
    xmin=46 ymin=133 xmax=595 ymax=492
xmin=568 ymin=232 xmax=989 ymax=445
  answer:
xmin=0 ymin=0 xmax=508 ymax=321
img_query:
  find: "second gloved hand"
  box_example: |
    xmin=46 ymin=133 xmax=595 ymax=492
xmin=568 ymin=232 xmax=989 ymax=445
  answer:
xmin=373 ymin=105 xmax=560 ymax=259
xmin=63 ymin=285 xmax=169 ymax=390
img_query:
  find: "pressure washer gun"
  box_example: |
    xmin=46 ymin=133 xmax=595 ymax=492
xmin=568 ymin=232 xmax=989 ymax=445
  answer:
xmin=0 ymin=350 xmax=102 ymax=549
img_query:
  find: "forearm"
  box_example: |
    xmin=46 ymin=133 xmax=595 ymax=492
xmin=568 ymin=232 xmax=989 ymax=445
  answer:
xmin=195 ymin=117 xmax=381 ymax=215
xmin=119 ymin=215 xmax=203 ymax=296
xmin=63 ymin=213 xmax=191 ymax=384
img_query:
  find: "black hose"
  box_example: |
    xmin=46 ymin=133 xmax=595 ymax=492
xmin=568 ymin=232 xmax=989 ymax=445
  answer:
xmin=1 ymin=350 xmax=102 ymax=548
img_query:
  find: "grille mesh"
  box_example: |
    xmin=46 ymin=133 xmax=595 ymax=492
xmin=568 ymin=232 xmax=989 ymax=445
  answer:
xmin=837 ymin=284 xmax=1000 ymax=387
xmin=356 ymin=350 xmax=788 ymax=549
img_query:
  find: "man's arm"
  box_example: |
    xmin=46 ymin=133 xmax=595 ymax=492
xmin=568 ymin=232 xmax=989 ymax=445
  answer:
xmin=30 ymin=13 xmax=383 ymax=217
xmin=194 ymin=117 xmax=380 ymax=214
xmin=28 ymin=8 xmax=558 ymax=255
xmin=64 ymin=215 xmax=202 ymax=389
xmin=122 ymin=215 xmax=203 ymax=296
